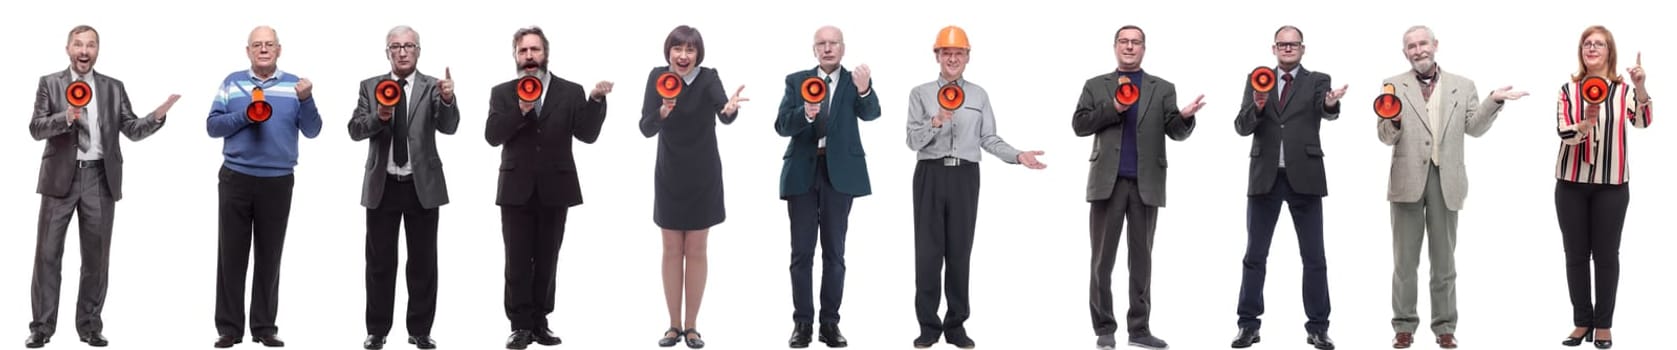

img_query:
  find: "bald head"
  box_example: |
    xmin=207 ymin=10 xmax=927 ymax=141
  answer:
xmin=246 ymin=25 xmax=282 ymax=77
xmin=813 ymin=25 xmax=845 ymax=72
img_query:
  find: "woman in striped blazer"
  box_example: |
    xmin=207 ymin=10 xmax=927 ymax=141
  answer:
xmin=1552 ymin=25 xmax=1651 ymax=350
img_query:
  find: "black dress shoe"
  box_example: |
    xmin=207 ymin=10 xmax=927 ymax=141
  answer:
xmin=506 ymin=330 xmax=534 ymax=350
xmin=25 ymin=332 xmax=49 ymax=348
xmin=364 ymin=335 xmax=387 ymax=350
xmin=79 ymin=332 xmax=108 ymax=347
xmin=1307 ymin=332 xmax=1335 ymax=350
xmin=1563 ymin=327 xmax=1594 ymax=347
xmin=408 ymin=335 xmax=437 ymax=349
xmin=912 ymin=333 xmax=939 ymax=349
xmin=788 ymin=322 xmax=813 ymax=348
xmin=658 ymin=327 xmax=683 ymax=347
xmin=945 ymin=332 xmax=976 ymax=349
xmin=214 ymin=335 xmax=242 ymax=348
xmin=253 ymin=334 xmax=286 ymax=347
xmin=533 ymin=329 xmax=561 ymax=346
xmin=1593 ymin=329 xmax=1612 ymax=349
xmin=1128 ymin=334 xmax=1168 ymax=350
xmin=818 ymin=323 xmax=848 ymax=348
xmin=1230 ymin=328 xmax=1260 ymax=348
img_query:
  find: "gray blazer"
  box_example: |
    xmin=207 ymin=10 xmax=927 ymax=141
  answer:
xmin=347 ymin=72 xmax=460 ymax=209
xmin=29 ymin=69 xmax=165 ymax=201
xmin=1072 ymin=72 xmax=1196 ymax=206
xmin=1375 ymin=69 xmax=1503 ymax=211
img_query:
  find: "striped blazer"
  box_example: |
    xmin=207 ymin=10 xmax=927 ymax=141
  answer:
xmin=1554 ymin=80 xmax=1652 ymax=185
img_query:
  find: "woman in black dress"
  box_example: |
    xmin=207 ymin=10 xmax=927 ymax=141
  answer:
xmin=639 ymin=25 xmax=747 ymax=349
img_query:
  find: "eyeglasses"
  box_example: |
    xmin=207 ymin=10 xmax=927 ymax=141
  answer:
xmin=388 ymin=43 xmax=419 ymax=53
xmin=814 ymin=40 xmax=843 ymax=49
xmin=248 ymin=41 xmax=278 ymax=50
xmin=1116 ymin=39 xmax=1145 ymax=47
xmin=1582 ymin=40 xmax=1608 ymax=49
xmin=1274 ymin=41 xmax=1302 ymax=50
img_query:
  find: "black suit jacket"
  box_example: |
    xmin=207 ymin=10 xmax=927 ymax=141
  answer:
xmin=485 ymin=74 xmax=607 ymax=207
xmin=29 ymin=69 xmax=166 ymax=201
xmin=1233 ymin=65 xmax=1339 ymax=196
xmin=348 ymin=72 xmax=461 ymax=209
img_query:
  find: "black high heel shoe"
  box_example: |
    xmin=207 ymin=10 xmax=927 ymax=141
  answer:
xmin=683 ymin=329 xmax=705 ymax=349
xmin=1562 ymin=327 xmax=1594 ymax=347
xmin=658 ymin=327 xmax=682 ymax=347
xmin=1593 ymin=328 xmax=1612 ymax=349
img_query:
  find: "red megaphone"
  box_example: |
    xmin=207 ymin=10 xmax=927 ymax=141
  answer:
xmin=375 ymin=79 xmax=402 ymax=107
xmin=517 ymin=76 xmax=542 ymax=103
xmin=1249 ymin=66 xmax=1276 ymax=93
xmin=66 ymin=81 xmax=93 ymax=108
xmin=246 ymin=87 xmax=272 ymax=123
xmin=937 ymin=84 xmax=964 ymax=111
xmin=1580 ymin=76 xmax=1610 ymax=105
xmin=1114 ymin=75 xmax=1140 ymax=106
xmin=656 ymin=72 xmax=683 ymax=100
xmin=800 ymin=76 xmax=827 ymax=104
xmin=1373 ymin=84 xmax=1402 ymax=119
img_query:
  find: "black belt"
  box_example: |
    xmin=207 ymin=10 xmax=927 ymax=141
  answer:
xmin=815 ymin=147 xmax=827 ymax=156
xmin=76 ymin=159 xmax=103 ymax=168
xmin=387 ymin=173 xmax=413 ymax=182
xmin=920 ymin=157 xmax=972 ymax=167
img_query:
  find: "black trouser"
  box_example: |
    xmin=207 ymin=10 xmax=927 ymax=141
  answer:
xmin=1236 ymin=169 xmax=1331 ymax=333
xmin=1088 ymin=177 xmax=1156 ymax=337
xmin=365 ymin=175 xmax=440 ymax=337
xmin=788 ymin=157 xmax=853 ymax=325
xmin=1554 ymin=180 xmax=1628 ymax=328
xmin=912 ymin=159 xmax=979 ymax=338
xmin=500 ymin=191 xmax=567 ymax=331
xmin=215 ymin=166 xmax=294 ymax=338
xmin=30 ymin=163 xmax=115 ymax=338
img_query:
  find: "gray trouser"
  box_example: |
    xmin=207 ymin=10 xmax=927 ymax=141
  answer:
xmin=1390 ymin=164 xmax=1457 ymax=334
xmin=31 ymin=164 xmax=115 ymax=337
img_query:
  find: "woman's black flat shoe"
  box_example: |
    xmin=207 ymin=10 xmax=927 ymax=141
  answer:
xmin=683 ymin=329 xmax=705 ymax=349
xmin=658 ymin=327 xmax=682 ymax=347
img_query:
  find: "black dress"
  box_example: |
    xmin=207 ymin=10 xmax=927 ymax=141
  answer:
xmin=639 ymin=66 xmax=735 ymax=230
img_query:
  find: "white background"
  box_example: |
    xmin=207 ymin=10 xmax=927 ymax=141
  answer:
xmin=1 ymin=1 xmax=1672 ymax=349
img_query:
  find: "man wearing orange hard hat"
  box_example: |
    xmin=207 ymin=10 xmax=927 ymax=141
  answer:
xmin=905 ymin=25 xmax=1046 ymax=350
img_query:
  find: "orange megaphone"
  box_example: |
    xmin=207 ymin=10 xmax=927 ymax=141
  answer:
xmin=655 ymin=72 xmax=683 ymax=100
xmin=800 ymin=76 xmax=827 ymax=104
xmin=1373 ymin=83 xmax=1402 ymax=119
xmin=66 ymin=81 xmax=93 ymax=108
xmin=1580 ymin=76 xmax=1610 ymax=105
xmin=246 ymin=87 xmax=272 ymax=123
xmin=517 ymin=75 xmax=542 ymax=103
xmin=1249 ymin=66 xmax=1276 ymax=93
xmin=375 ymin=79 xmax=402 ymax=107
xmin=1114 ymin=76 xmax=1140 ymax=106
xmin=937 ymin=84 xmax=964 ymax=111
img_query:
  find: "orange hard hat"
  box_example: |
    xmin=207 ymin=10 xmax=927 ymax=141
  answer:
xmin=933 ymin=25 xmax=970 ymax=50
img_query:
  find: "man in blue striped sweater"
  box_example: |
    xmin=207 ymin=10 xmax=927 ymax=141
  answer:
xmin=204 ymin=25 xmax=322 ymax=349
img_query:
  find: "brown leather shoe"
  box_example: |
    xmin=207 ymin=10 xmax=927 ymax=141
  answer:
xmin=1436 ymin=334 xmax=1457 ymax=349
xmin=1392 ymin=332 xmax=1413 ymax=349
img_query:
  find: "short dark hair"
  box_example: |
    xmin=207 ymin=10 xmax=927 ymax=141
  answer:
xmin=1114 ymin=25 xmax=1144 ymax=44
xmin=1274 ymin=25 xmax=1303 ymax=42
xmin=67 ymin=25 xmax=99 ymax=45
xmin=513 ymin=25 xmax=548 ymax=51
xmin=663 ymin=25 xmax=705 ymax=67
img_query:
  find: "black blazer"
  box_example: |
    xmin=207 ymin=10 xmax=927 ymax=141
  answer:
xmin=1233 ymin=65 xmax=1339 ymax=197
xmin=29 ymin=69 xmax=165 ymax=201
xmin=485 ymin=74 xmax=607 ymax=207
xmin=773 ymin=66 xmax=881 ymax=199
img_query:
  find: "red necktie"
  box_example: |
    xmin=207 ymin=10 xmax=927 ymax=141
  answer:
xmin=1278 ymin=72 xmax=1294 ymax=110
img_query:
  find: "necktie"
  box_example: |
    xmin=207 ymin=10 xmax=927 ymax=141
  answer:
xmin=815 ymin=76 xmax=832 ymax=141
xmin=74 ymin=78 xmax=91 ymax=152
xmin=1278 ymin=72 xmax=1295 ymax=111
xmin=393 ymin=79 xmax=409 ymax=168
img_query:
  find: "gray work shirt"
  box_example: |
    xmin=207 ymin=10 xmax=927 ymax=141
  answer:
xmin=906 ymin=77 xmax=1021 ymax=164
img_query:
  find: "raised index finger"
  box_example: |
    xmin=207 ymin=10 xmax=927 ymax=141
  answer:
xmin=1637 ymin=52 xmax=1642 ymax=66
xmin=445 ymin=67 xmax=452 ymax=80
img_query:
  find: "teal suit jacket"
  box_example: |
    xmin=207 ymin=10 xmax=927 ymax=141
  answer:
xmin=774 ymin=66 xmax=881 ymax=199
